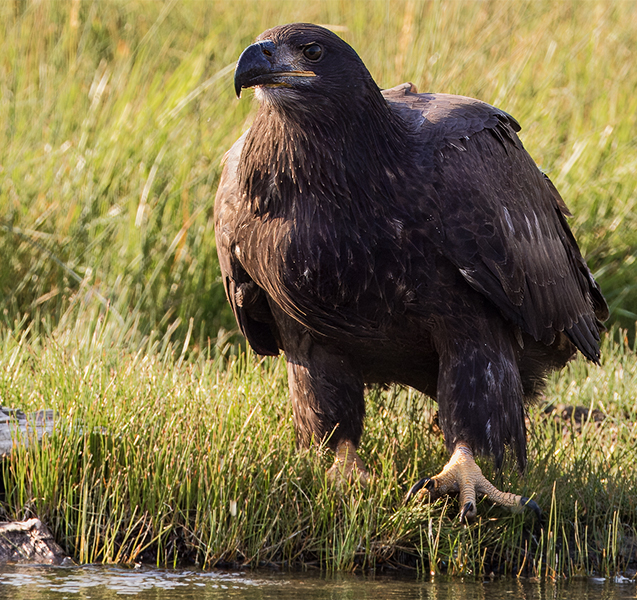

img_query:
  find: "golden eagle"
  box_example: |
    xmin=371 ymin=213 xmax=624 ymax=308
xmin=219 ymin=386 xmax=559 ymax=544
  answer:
xmin=215 ymin=23 xmax=608 ymax=521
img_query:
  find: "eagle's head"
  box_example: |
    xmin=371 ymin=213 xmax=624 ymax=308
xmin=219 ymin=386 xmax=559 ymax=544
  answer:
xmin=234 ymin=23 xmax=377 ymax=109
xmin=234 ymin=23 xmax=411 ymax=210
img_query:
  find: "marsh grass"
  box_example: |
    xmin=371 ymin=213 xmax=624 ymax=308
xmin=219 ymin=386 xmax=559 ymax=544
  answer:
xmin=1 ymin=0 xmax=636 ymax=577
xmin=0 ymin=314 xmax=635 ymax=576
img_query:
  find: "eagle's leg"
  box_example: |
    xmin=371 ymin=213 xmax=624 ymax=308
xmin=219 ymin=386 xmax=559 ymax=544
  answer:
xmin=405 ymin=443 xmax=540 ymax=522
xmin=416 ymin=311 xmax=542 ymax=521
xmin=279 ymin=317 xmax=368 ymax=486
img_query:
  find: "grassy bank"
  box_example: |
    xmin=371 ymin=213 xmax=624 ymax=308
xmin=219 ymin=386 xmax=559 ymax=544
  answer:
xmin=0 ymin=317 xmax=636 ymax=576
xmin=1 ymin=0 xmax=637 ymax=342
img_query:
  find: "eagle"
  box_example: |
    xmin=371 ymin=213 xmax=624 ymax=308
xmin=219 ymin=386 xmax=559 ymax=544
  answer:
xmin=215 ymin=23 xmax=608 ymax=521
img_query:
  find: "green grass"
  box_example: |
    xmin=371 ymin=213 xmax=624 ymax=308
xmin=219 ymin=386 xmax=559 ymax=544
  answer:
xmin=0 ymin=315 xmax=636 ymax=576
xmin=0 ymin=0 xmax=636 ymax=577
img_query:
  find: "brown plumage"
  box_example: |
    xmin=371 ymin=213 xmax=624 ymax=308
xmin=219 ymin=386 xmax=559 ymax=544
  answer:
xmin=215 ymin=23 xmax=608 ymax=520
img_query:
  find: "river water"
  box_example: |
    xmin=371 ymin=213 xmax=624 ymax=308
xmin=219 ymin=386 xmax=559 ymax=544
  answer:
xmin=0 ymin=566 xmax=635 ymax=599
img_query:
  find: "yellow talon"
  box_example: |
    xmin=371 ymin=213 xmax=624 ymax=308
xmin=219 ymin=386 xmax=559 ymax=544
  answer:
xmin=326 ymin=440 xmax=370 ymax=487
xmin=406 ymin=443 xmax=541 ymax=522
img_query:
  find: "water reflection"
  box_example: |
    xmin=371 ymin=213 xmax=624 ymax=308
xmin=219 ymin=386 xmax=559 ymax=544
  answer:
xmin=0 ymin=565 xmax=634 ymax=599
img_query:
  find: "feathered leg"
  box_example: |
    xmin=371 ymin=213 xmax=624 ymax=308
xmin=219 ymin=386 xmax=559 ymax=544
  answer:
xmin=410 ymin=314 xmax=540 ymax=520
xmin=287 ymin=358 xmax=369 ymax=485
xmin=280 ymin=316 xmax=368 ymax=485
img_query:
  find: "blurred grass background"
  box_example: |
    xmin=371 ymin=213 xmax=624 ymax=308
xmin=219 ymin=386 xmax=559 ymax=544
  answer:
xmin=0 ymin=0 xmax=636 ymax=573
xmin=1 ymin=0 xmax=636 ymax=345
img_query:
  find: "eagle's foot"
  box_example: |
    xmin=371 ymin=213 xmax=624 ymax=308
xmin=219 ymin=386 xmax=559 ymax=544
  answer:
xmin=405 ymin=443 xmax=540 ymax=523
xmin=326 ymin=440 xmax=369 ymax=487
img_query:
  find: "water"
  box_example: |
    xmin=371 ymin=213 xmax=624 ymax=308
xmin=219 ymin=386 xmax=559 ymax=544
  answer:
xmin=0 ymin=565 xmax=634 ymax=599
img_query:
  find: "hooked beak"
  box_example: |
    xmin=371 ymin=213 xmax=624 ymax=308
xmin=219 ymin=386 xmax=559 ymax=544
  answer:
xmin=234 ymin=40 xmax=316 ymax=98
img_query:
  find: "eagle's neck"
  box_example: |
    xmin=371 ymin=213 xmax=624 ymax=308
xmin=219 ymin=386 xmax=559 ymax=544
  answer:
xmin=238 ymin=87 xmax=413 ymax=220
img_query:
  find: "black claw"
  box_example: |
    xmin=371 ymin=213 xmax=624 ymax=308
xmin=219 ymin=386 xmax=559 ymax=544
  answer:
xmin=460 ymin=501 xmax=475 ymax=523
xmin=520 ymin=497 xmax=543 ymax=522
xmin=404 ymin=477 xmax=431 ymax=504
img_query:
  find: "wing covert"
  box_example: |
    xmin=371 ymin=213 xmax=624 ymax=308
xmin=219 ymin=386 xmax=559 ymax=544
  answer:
xmin=388 ymin=86 xmax=608 ymax=361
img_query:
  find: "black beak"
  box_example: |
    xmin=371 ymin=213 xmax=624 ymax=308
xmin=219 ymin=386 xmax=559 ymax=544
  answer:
xmin=234 ymin=39 xmax=316 ymax=98
xmin=234 ymin=40 xmax=277 ymax=98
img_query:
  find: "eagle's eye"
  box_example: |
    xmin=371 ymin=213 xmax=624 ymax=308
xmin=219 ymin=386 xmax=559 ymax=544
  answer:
xmin=303 ymin=44 xmax=322 ymax=61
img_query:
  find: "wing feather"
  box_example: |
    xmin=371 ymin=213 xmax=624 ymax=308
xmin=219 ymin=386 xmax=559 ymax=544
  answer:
xmin=385 ymin=85 xmax=608 ymax=361
xmin=214 ymin=133 xmax=280 ymax=355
